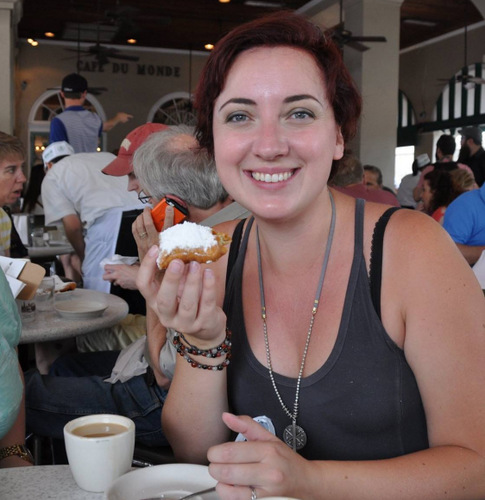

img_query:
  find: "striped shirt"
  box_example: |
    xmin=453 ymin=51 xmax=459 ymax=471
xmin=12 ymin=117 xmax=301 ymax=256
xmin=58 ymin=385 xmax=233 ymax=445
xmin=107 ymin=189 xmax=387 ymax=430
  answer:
xmin=0 ymin=208 xmax=12 ymax=256
xmin=50 ymin=106 xmax=103 ymax=153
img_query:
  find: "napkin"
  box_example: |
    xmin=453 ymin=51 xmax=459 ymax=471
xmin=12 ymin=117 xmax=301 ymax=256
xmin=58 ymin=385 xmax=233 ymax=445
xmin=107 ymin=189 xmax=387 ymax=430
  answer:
xmin=105 ymin=336 xmax=148 ymax=383
xmin=99 ymin=254 xmax=139 ymax=268
xmin=52 ymin=275 xmax=76 ymax=293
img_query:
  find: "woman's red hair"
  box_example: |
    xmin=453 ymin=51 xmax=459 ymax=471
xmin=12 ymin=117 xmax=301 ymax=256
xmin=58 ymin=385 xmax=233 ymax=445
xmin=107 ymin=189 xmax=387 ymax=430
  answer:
xmin=194 ymin=11 xmax=362 ymax=158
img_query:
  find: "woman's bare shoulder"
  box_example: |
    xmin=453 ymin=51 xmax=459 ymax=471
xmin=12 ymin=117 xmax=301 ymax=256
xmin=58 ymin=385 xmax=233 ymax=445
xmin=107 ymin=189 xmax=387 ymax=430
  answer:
xmin=212 ymin=218 xmax=246 ymax=236
xmin=363 ymin=204 xmax=446 ymax=250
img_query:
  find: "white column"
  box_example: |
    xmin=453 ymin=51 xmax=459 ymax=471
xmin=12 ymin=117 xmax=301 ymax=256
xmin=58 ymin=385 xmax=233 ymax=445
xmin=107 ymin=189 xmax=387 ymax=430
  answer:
xmin=301 ymin=0 xmax=403 ymax=188
xmin=0 ymin=0 xmax=22 ymax=134
xmin=344 ymin=0 xmax=403 ymax=188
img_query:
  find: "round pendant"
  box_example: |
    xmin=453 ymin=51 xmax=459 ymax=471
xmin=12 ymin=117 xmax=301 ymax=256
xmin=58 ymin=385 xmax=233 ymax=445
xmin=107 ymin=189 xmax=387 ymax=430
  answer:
xmin=283 ymin=424 xmax=307 ymax=450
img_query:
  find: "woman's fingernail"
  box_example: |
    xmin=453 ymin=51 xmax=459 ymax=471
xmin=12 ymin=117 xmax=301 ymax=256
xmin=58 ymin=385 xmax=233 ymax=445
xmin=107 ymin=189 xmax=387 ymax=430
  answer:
xmin=169 ymin=260 xmax=183 ymax=274
xmin=148 ymin=245 xmax=158 ymax=257
xmin=189 ymin=261 xmax=200 ymax=273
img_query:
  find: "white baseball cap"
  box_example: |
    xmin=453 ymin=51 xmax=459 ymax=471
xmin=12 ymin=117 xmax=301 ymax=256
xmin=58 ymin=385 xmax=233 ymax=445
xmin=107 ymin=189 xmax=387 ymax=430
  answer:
xmin=42 ymin=141 xmax=75 ymax=167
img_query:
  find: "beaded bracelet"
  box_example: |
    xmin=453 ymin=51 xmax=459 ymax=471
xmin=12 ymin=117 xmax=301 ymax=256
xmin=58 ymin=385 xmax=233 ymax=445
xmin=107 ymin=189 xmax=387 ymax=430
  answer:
xmin=173 ymin=328 xmax=232 ymax=370
xmin=176 ymin=348 xmax=231 ymax=371
xmin=174 ymin=328 xmax=232 ymax=359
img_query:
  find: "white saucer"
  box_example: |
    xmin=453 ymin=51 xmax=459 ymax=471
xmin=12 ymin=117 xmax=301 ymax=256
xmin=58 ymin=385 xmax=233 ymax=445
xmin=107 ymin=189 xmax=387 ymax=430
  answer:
xmin=106 ymin=463 xmax=219 ymax=500
xmin=54 ymin=299 xmax=107 ymax=319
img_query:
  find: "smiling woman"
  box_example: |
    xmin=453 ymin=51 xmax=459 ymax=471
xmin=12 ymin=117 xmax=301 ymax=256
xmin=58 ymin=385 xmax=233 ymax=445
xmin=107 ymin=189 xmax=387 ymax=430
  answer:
xmin=0 ymin=133 xmax=27 ymax=256
xmin=137 ymin=11 xmax=485 ymax=500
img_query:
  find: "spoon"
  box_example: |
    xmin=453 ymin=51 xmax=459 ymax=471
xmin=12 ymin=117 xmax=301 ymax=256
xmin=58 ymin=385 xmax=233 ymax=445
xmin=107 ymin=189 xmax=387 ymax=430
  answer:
xmin=140 ymin=486 xmax=217 ymax=500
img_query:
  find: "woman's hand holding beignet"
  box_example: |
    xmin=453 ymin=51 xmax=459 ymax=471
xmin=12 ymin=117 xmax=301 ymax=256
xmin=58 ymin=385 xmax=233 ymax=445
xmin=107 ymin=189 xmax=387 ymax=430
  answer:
xmin=137 ymin=247 xmax=227 ymax=347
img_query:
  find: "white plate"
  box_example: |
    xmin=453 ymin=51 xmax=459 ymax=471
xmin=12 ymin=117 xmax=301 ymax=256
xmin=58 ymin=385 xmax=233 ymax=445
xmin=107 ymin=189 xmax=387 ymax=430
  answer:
xmin=106 ymin=463 xmax=219 ymax=500
xmin=54 ymin=299 xmax=107 ymax=319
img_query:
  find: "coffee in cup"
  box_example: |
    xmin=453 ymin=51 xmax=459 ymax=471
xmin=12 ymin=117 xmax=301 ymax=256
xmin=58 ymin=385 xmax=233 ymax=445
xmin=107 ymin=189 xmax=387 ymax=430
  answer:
xmin=64 ymin=414 xmax=135 ymax=492
xmin=71 ymin=422 xmax=128 ymax=438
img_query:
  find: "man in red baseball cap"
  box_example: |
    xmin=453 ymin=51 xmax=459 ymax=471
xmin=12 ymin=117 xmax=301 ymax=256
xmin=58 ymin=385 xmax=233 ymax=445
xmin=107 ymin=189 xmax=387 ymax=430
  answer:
xmin=100 ymin=123 xmax=169 ymax=297
xmin=102 ymin=123 xmax=168 ymax=195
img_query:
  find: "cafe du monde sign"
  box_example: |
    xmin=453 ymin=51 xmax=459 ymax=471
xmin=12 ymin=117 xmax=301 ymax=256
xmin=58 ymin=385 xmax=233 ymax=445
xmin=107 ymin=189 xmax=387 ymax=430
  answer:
xmin=77 ymin=60 xmax=181 ymax=78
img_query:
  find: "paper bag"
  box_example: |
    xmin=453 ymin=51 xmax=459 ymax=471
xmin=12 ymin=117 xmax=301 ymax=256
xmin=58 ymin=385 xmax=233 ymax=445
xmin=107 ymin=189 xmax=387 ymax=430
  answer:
xmin=17 ymin=262 xmax=46 ymax=300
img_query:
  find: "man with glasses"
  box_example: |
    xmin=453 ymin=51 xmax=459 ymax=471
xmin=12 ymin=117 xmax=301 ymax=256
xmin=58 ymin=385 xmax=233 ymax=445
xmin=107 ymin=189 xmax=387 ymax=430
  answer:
xmin=94 ymin=123 xmax=169 ymax=293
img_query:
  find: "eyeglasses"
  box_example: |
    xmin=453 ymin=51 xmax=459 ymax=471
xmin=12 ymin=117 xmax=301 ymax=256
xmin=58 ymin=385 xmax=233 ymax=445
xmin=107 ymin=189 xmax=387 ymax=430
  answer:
xmin=138 ymin=191 xmax=151 ymax=204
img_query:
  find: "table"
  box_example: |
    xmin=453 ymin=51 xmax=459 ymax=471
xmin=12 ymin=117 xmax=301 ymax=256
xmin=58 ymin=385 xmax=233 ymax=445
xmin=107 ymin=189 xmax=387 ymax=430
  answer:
xmin=0 ymin=464 xmax=105 ymax=499
xmin=20 ymin=289 xmax=129 ymax=344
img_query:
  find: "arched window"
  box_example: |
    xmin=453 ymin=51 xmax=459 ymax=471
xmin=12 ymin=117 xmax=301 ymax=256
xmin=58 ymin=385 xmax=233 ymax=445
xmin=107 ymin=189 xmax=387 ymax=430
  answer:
xmin=147 ymin=92 xmax=196 ymax=126
xmin=27 ymin=90 xmax=107 ymax=169
xmin=432 ymin=63 xmax=485 ymax=129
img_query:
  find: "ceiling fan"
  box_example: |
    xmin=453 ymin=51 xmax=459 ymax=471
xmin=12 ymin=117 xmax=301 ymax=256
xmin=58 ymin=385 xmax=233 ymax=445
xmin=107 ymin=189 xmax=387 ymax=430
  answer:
xmin=438 ymin=6 xmax=485 ymax=88
xmin=454 ymin=72 xmax=485 ymax=87
xmin=65 ymin=42 xmax=140 ymax=65
xmin=329 ymin=0 xmax=387 ymax=52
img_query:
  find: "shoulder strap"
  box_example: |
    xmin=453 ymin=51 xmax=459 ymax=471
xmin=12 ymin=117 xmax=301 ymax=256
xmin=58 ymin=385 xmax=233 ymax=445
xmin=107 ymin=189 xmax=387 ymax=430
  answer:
xmin=369 ymin=207 xmax=402 ymax=320
xmin=225 ymin=218 xmax=247 ymax=290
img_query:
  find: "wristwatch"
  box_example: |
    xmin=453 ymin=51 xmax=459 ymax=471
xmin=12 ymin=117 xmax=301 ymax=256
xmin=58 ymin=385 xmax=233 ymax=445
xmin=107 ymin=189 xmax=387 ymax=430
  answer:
xmin=0 ymin=444 xmax=34 ymax=464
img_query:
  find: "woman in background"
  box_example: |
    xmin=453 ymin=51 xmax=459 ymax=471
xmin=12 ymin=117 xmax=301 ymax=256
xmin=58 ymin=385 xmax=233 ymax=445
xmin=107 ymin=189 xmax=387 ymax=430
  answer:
xmin=0 ymin=132 xmax=33 ymax=467
xmin=422 ymin=168 xmax=477 ymax=224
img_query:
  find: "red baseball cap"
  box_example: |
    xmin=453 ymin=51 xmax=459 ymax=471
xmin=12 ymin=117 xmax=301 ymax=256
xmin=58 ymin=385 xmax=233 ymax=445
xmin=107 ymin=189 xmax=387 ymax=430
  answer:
xmin=102 ymin=123 xmax=169 ymax=176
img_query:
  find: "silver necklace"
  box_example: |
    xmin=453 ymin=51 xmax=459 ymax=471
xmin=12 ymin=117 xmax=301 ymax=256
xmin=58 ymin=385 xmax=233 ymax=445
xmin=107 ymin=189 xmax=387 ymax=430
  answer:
xmin=256 ymin=191 xmax=336 ymax=452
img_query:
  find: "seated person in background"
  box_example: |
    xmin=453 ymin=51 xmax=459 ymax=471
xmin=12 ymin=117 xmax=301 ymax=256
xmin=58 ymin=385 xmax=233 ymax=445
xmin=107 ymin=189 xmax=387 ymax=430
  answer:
xmin=363 ymin=164 xmax=399 ymax=201
xmin=0 ymin=134 xmax=33 ymax=467
xmin=443 ymin=180 xmax=485 ymax=265
xmin=421 ymin=168 xmax=477 ymax=224
xmin=396 ymin=153 xmax=431 ymax=209
xmin=101 ymin=123 xmax=250 ymax=292
xmin=0 ymin=132 xmax=27 ymax=257
xmin=75 ymin=123 xmax=170 ymax=353
xmin=0 ymin=268 xmax=34 ymax=468
xmin=24 ymin=125 xmax=233 ymax=455
xmin=88 ymin=123 xmax=248 ymax=353
xmin=413 ymin=133 xmax=474 ymax=203
xmin=330 ymin=151 xmax=400 ymax=206
xmin=99 ymin=123 xmax=169 ymax=296
xmin=41 ymin=142 xmax=142 ymax=292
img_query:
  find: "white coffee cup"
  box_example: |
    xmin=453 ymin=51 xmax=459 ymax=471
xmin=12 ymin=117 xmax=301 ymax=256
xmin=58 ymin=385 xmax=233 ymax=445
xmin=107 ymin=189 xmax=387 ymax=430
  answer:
xmin=63 ymin=414 xmax=135 ymax=492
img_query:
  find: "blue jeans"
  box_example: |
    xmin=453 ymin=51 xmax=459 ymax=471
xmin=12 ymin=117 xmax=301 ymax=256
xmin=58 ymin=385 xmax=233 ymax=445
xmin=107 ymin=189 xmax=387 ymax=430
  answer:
xmin=25 ymin=350 xmax=169 ymax=448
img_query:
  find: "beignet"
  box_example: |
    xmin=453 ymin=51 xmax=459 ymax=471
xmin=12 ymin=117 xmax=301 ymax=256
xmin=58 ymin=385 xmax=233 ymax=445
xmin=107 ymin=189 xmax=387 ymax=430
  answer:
xmin=157 ymin=221 xmax=231 ymax=270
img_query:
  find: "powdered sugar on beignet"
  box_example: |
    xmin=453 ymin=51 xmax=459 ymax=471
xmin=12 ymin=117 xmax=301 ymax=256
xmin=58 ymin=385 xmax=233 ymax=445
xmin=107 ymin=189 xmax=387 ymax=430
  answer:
xmin=157 ymin=221 xmax=231 ymax=269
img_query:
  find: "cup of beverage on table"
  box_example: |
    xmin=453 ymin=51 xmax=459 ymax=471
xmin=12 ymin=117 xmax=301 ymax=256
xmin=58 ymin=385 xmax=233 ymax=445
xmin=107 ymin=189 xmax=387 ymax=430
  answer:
xmin=63 ymin=414 xmax=135 ymax=492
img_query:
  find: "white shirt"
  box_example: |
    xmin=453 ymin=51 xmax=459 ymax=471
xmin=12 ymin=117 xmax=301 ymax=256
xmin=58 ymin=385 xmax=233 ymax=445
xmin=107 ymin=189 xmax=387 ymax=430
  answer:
xmin=42 ymin=152 xmax=139 ymax=229
xmin=42 ymin=152 xmax=142 ymax=291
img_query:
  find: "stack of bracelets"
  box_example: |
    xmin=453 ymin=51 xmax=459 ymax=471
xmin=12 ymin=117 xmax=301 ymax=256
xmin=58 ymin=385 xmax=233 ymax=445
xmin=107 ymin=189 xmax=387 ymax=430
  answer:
xmin=173 ymin=328 xmax=232 ymax=370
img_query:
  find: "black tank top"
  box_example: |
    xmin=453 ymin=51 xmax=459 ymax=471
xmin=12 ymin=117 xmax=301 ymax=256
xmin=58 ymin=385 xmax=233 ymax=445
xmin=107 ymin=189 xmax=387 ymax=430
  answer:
xmin=223 ymin=200 xmax=429 ymax=460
